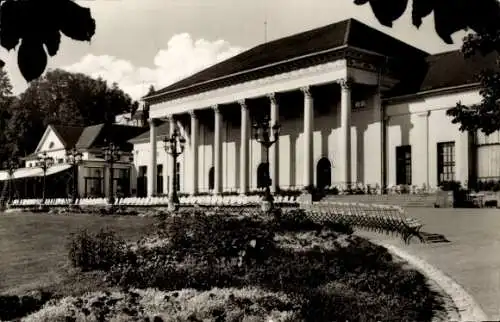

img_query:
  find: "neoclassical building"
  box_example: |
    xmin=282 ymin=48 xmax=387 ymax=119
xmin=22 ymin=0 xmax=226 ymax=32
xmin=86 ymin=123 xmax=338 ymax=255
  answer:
xmin=130 ymin=18 xmax=498 ymax=197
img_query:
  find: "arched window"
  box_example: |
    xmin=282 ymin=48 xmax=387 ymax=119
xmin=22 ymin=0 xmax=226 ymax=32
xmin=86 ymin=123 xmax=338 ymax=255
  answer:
xmin=316 ymin=157 xmax=332 ymax=189
xmin=208 ymin=166 xmax=214 ymax=190
xmin=257 ymin=162 xmax=269 ymax=188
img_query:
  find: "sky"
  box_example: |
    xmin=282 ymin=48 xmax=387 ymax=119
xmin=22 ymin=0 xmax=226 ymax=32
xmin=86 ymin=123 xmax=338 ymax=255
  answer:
xmin=0 ymin=0 xmax=467 ymax=100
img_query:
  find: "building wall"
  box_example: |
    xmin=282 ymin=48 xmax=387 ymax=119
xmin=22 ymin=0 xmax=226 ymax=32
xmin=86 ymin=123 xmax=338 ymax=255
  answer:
xmin=132 ymin=88 xmax=384 ymax=192
xmin=133 ymin=86 xmax=491 ymax=193
xmin=385 ymin=88 xmax=482 ymax=188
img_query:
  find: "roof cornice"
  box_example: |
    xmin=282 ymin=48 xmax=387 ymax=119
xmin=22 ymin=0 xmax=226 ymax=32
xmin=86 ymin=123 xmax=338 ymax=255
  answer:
xmin=384 ymin=83 xmax=481 ymax=104
xmin=144 ymin=44 xmax=349 ymax=104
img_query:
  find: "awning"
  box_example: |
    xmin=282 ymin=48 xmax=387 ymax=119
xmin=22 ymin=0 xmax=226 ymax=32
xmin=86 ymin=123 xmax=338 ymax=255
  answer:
xmin=0 ymin=171 xmax=9 ymax=181
xmin=12 ymin=167 xmax=43 ymax=179
xmin=0 ymin=164 xmax=73 ymax=180
xmin=45 ymin=164 xmax=72 ymax=176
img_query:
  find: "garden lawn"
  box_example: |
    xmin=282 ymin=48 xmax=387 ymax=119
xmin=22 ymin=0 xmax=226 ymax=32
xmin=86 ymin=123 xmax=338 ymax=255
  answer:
xmin=0 ymin=212 xmax=156 ymax=294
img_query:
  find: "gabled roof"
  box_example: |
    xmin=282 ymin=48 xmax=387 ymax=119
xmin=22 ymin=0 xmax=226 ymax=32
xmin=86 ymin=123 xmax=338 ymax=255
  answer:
xmin=145 ymin=18 xmax=427 ymax=102
xmin=34 ymin=124 xmax=85 ymax=153
xmin=76 ymin=124 xmax=148 ymax=152
xmin=128 ymin=121 xmax=170 ymax=144
xmin=52 ymin=125 xmax=85 ymax=148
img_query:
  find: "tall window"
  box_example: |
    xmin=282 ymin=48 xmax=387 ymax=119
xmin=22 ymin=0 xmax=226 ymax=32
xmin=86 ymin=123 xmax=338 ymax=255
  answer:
xmin=176 ymin=162 xmax=181 ymax=192
xmin=157 ymin=164 xmax=163 ymax=194
xmin=208 ymin=167 xmax=214 ymax=190
xmin=396 ymin=145 xmax=412 ymax=185
xmin=437 ymin=141 xmax=455 ymax=184
xmin=137 ymin=166 xmax=147 ymax=197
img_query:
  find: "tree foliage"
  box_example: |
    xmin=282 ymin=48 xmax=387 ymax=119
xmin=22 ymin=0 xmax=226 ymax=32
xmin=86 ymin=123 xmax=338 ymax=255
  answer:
xmin=0 ymin=0 xmax=95 ymax=82
xmin=6 ymin=69 xmax=138 ymax=159
xmin=354 ymin=0 xmax=500 ymax=135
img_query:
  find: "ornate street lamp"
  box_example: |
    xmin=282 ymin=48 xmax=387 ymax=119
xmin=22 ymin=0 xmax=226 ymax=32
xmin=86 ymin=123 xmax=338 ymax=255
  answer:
xmin=66 ymin=148 xmax=83 ymax=205
xmin=37 ymin=152 xmax=54 ymax=205
xmin=252 ymin=115 xmax=281 ymax=212
xmin=3 ymin=158 xmax=19 ymax=204
xmin=163 ymin=127 xmax=186 ymax=212
xmin=102 ymin=141 xmax=120 ymax=205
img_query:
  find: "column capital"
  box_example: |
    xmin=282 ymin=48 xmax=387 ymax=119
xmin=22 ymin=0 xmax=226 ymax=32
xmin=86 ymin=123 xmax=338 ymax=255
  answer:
xmin=212 ymin=105 xmax=221 ymax=113
xmin=188 ymin=110 xmax=198 ymax=118
xmin=338 ymin=78 xmax=353 ymax=90
xmin=238 ymin=99 xmax=247 ymax=108
xmin=300 ymin=86 xmax=311 ymax=97
xmin=267 ymin=93 xmax=278 ymax=105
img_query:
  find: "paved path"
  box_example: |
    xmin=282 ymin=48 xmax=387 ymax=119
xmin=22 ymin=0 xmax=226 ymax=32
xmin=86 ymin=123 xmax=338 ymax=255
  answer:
xmin=355 ymin=208 xmax=500 ymax=320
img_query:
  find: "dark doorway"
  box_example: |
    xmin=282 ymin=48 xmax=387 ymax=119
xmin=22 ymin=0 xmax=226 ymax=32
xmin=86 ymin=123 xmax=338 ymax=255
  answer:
xmin=208 ymin=166 xmax=214 ymax=190
xmin=316 ymin=157 xmax=332 ymax=189
xmin=257 ymin=162 xmax=269 ymax=188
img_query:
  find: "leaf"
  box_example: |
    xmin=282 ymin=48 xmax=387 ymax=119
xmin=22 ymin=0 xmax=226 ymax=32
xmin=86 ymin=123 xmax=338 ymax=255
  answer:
xmin=43 ymin=30 xmax=61 ymax=56
xmin=0 ymin=0 xmax=22 ymax=50
xmin=370 ymin=0 xmax=408 ymax=27
xmin=411 ymin=0 xmax=433 ymax=28
xmin=18 ymin=38 xmax=47 ymax=82
xmin=59 ymin=0 xmax=95 ymax=41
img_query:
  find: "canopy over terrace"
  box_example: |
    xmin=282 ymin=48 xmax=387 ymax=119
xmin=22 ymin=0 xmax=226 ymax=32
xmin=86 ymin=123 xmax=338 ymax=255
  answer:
xmin=0 ymin=164 xmax=72 ymax=181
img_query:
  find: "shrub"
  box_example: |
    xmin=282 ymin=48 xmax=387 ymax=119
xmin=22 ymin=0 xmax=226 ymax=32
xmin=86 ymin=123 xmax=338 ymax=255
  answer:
xmin=0 ymin=291 xmax=53 ymax=321
xmin=67 ymin=228 xmax=130 ymax=272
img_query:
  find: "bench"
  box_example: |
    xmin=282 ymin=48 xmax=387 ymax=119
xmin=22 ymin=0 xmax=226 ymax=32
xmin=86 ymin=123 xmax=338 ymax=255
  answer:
xmin=307 ymin=202 xmax=424 ymax=244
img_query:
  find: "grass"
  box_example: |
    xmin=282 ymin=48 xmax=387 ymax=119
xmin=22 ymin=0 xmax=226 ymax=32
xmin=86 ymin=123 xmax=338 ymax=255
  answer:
xmin=0 ymin=212 xmax=156 ymax=294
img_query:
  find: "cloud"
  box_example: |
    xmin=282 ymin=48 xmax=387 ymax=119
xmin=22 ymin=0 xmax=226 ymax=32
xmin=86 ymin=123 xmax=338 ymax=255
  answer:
xmin=63 ymin=33 xmax=246 ymax=100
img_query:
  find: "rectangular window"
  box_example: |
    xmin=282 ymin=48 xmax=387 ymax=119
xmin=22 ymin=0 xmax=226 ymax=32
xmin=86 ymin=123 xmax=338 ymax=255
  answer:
xmin=139 ymin=166 xmax=147 ymax=177
xmin=437 ymin=141 xmax=455 ymax=184
xmin=396 ymin=145 xmax=412 ymax=185
xmin=176 ymin=162 xmax=181 ymax=192
xmin=157 ymin=164 xmax=163 ymax=194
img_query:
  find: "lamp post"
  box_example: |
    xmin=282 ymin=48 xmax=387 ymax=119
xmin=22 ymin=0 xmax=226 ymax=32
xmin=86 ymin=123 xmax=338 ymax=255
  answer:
xmin=66 ymin=148 xmax=83 ymax=205
xmin=102 ymin=141 xmax=120 ymax=205
xmin=252 ymin=115 xmax=281 ymax=212
xmin=163 ymin=127 xmax=186 ymax=212
xmin=37 ymin=152 xmax=54 ymax=206
xmin=3 ymin=159 xmax=19 ymax=204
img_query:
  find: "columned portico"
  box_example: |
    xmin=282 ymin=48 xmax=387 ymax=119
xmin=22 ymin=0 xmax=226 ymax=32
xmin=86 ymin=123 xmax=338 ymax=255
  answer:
xmin=147 ymin=118 xmax=159 ymax=197
xmin=268 ymin=93 xmax=279 ymax=193
xmin=339 ymin=79 xmax=352 ymax=187
xmin=189 ymin=110 xmax=199 ymax=195
xmin=213 ymin=105 xmax=222 ymax=194
xmin=239 ymin=100 xmax=249 ymax=195
xmin=301 ymin=86 xmax=313 ymax=189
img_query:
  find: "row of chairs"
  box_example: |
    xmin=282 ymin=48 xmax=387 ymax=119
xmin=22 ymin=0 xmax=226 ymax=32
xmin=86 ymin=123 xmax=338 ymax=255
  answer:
xmin=8 ymin=195 xmax=300 ymax=208
xmin=308 ymin=201 xmax=423 ymax=243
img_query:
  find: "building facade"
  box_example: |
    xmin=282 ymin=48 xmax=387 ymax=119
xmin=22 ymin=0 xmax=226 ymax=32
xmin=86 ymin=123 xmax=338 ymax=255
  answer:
xmin=130 ymin=18 xmax=498 ymax=197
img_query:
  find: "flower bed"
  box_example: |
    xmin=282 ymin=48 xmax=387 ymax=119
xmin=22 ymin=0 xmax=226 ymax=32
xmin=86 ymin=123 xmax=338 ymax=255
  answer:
xmin=13 ymin=209 xmax=444 ymax=321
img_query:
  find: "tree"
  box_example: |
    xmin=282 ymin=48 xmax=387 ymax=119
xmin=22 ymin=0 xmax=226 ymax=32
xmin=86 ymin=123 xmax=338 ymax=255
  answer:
xmin=6 ymin=69 xmax=138 ymax=158
xmin=0 ymin=0 xmax=95 ymax=82
xmin=354 ymin=0 xmax=500 ymax=134
xmin=0 ymin=68 xmax=15 ymax=161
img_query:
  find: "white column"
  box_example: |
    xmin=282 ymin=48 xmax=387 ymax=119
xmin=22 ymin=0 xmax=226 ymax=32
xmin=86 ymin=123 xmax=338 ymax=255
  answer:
xmin=147 ymin=118 xmax=158 ymax=197
xmin=417 ymin=111 xmax=431 ymax=188
xmin=239 ymin=100 xmax=249 ymax=195
xmin=372 ymin=90 xmax=383 ymax=187
xmin=455 ymin=130 xmax=470 ymax=188
xmin=213 ymin=105 xmax=222 ymax=194
xmin=269 ymin=93 xmax=279 ymax=193
xmin=168 ymin=116 xmax=175 ymax=196
xmin=339 ymin=79 xmax=352 ymax=187
xmin=301 ymin=86 xmax=313 ymax=189
xmin=189 ymin=110 xmax=199 ymax=195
